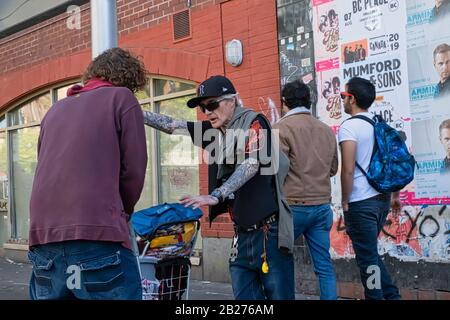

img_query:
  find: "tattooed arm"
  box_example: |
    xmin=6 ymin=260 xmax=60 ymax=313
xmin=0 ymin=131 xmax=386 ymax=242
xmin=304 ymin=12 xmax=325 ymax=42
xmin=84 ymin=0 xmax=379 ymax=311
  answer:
xmin=180 ymin=118 xmax=265 ymax=209
xmin=215 ymin=158 xmax=259 ymax=201
xmin=180 ymin=158 xmax=259 ymax=209
xmin=143 ymin=111 xmax=189 ymax=135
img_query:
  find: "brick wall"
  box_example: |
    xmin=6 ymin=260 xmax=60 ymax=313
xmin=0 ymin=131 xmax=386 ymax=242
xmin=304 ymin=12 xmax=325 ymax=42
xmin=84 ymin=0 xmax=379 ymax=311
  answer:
xmin=0 ymin=3 xmax=91 ymax=75
xmin=0 ymin=1 xmax=217 ymax=76
xmin=117 ymin=0 xmax=229 ymax=36
xmin=0 ymin=0 xmax=281 ymax=239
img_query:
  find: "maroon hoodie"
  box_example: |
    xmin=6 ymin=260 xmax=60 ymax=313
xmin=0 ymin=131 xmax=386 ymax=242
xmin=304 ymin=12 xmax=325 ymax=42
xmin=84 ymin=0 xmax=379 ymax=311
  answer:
xmin=29 ymin=80 xmax=147 ymax=249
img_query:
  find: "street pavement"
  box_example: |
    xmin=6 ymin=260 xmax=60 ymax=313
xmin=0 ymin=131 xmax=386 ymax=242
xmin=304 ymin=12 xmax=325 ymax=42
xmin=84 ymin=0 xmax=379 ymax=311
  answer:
xmin=0 ymin=256 xmax=318 ymax=300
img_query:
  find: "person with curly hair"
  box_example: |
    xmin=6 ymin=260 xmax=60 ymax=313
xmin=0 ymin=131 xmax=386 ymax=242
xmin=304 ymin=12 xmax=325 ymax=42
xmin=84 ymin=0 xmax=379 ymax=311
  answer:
xmin=28 ymin=47 xmax=148 ymax=300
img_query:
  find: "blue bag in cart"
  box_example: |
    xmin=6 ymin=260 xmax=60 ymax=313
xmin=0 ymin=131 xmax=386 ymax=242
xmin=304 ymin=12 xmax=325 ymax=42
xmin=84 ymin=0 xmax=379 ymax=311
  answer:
xmin=130 ymin=203 xmax=202 ymax=300
xmin=131 ymin=203 xmax=203 ymax=238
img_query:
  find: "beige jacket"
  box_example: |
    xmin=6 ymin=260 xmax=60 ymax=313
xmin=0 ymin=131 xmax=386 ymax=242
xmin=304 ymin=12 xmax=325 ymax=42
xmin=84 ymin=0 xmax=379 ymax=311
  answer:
xmin=273 ymin=111 xmax=338 ymax=205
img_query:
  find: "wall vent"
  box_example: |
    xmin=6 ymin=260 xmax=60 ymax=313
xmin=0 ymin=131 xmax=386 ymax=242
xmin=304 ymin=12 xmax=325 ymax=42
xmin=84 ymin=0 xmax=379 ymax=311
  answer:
xmin=172 ymin=10 xmax=191 ymax=41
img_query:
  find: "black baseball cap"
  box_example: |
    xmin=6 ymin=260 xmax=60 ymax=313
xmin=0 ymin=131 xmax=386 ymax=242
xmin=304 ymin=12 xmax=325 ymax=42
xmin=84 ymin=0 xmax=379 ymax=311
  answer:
xmin=187 ymin=75 xmax=236 ymax=108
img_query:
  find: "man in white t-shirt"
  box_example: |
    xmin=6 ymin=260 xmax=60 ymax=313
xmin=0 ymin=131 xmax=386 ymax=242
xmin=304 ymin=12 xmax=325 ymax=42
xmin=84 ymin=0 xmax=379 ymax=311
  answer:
xmin=338 ymin=77 xmax=401 ymax=300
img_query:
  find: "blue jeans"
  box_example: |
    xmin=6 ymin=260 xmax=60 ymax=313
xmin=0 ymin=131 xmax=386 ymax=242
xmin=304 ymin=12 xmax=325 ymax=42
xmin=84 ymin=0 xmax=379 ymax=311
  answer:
xmin=229 ymin=221 xmax=295 ymax=300
xmin=28 ymin=240 xmax=142 ymax=300
xmin=292 ymin=204 xmax=337 ymax=300
xmin=344 ymin=195 xmax=401 ymax=300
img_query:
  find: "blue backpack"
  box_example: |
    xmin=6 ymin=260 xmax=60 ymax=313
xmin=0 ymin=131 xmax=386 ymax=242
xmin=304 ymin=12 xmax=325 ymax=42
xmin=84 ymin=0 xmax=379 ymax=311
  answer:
xmin=351 ymin=114 xmax=416 ymax=193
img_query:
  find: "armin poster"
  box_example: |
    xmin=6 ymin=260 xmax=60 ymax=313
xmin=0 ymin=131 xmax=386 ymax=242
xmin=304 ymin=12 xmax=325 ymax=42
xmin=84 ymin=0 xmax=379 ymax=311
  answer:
xmin=407 ymin=0 xmax=450 ymax=201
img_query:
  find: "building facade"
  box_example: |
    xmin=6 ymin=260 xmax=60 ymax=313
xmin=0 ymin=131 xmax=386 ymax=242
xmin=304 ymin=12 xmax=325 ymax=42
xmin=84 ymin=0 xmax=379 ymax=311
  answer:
xmin=0 ymin=0 xmax=448 ymax=299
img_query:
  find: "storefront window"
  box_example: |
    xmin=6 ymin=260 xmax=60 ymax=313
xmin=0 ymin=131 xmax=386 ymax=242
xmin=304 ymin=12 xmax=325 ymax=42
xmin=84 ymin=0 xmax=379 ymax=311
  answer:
xmin=135 ymin=77 xmax=198 ymax=206
xmin=157 ymin=96 xmax=198 ymax=202
xmin=154 ymin=79 xmax=195 ymax=96
xmin=0 ymin=89 xmax=55 ymax=244
xmin=134 ymin=104 xmax=155 ymax=212
xmin=0 ymin=116 xmax=6 ymax=129
xmin=7 ymin=94 xmax=51 ymax=126
xmin=135 ymin=88 xmax=151 ymax=101
xmin=0 ymin=132 xmax=9 ymax=244
xmin=11 ymin=127 xmax=39 ymax=240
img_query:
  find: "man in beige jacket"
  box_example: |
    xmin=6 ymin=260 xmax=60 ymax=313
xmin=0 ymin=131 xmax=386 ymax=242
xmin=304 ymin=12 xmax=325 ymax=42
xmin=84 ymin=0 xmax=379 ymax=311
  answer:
xmin=273 ymin=80 xmax=338 ymax=300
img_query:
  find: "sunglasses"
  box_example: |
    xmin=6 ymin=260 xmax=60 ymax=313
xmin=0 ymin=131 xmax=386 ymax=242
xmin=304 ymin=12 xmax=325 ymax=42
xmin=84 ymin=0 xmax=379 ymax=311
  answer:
xmin=199 ymin=97 xmax=228 ymax=113
xmin=340 ymin=92 xmax=354 ymax=100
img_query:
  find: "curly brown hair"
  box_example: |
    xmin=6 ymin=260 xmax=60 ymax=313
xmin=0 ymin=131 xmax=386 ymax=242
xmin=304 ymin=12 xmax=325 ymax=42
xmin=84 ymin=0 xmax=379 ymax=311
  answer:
xmin=82 ymin=47 xmax=148 ymax=92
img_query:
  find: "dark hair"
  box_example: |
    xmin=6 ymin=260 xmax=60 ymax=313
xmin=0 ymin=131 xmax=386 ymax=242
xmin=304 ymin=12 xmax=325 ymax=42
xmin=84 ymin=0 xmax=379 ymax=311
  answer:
xmin=346 ymin=77 xmax=376 ymax=109
xmin=433 ymin=43 xmax=450 ymax=62
xmin=281 ymin=79 xmax=311 ymax=109
xmin=82 ymin=47 xmax=148 ymax=92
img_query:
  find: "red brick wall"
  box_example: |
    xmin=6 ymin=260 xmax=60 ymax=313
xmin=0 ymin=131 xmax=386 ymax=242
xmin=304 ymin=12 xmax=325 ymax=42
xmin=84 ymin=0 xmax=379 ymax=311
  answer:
xmin=0 ymin=1 xmax=220 ymax=76
xmin=0 ymin=0 xmax=281 ymax=239
xmin=117 ymin=0 xmax=228 ymax=36
xmin=0 ymin=3 xmax=91 ymax=75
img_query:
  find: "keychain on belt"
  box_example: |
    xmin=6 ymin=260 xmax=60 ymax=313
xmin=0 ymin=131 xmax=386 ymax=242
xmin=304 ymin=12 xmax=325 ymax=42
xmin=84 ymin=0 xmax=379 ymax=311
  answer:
xmin=261 ymin=224 xmax=269 ymax=274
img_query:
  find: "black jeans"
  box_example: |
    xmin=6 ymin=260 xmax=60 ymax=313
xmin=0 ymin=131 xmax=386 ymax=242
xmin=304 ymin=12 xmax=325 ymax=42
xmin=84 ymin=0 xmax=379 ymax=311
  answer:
xmin=344 ymin=194 xmax=401 ymax=300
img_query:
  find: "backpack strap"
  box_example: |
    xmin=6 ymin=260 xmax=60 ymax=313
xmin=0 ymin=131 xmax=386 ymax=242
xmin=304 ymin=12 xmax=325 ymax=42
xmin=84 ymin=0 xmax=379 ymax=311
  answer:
xmin=349 ymin=114 xmax=375 ymax=126
xmin=347 ymin=114 xmax=377 ymax=178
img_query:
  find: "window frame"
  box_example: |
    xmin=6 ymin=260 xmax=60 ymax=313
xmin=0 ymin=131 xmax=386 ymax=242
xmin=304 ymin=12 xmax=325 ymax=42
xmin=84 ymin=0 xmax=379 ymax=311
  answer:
xmin=136 ymin=75 xmax=197 ymax=205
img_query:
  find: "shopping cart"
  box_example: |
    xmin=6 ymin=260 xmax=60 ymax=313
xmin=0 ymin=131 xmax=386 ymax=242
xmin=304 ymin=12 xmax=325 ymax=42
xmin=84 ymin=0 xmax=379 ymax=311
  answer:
xmin=130 ymin=203 xmax=202 ymax=300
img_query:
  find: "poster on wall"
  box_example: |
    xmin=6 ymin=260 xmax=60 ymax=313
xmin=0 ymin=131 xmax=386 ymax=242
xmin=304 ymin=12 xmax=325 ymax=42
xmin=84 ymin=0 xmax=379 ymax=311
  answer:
xmin=309 ymin=0 xmax=450 ymax=262
xmin=316 ymin=62 xmax=342 ymax=131
xmin=337 ymin=0 xmax=411 ymax=131
xmin=278 ymin=0 xmax=318 ymax=109
xmin=312 ymin=0 xmax=339 ymax=61
xmin=407 ymin=0 xmax=450 ymax=202
xmin=312 ymin=0 xmax=342 ymax=131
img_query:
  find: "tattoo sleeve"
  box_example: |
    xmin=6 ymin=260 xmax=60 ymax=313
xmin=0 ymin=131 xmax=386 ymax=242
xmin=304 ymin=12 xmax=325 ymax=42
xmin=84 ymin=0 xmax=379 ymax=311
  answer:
xmin=215 ymin=158 xmax=259 ymax=200
xmin=143 ymin=111 xmax=189 ymax=135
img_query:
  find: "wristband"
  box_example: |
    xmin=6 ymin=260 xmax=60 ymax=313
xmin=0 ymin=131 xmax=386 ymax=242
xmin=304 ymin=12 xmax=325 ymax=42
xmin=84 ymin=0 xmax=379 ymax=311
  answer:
xmin=210 ymin=189 xmax=223 ymax=203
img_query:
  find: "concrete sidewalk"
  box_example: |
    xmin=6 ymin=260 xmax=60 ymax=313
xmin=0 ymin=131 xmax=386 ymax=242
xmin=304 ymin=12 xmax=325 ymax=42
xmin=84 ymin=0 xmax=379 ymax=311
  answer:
xmin=0 ymin=256 xmax=319 ymax=300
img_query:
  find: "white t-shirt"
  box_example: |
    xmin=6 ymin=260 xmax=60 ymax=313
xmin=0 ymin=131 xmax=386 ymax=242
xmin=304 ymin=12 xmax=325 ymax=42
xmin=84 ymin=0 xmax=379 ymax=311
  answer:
xmin=338 ymin=112 xmax=380 ymax=202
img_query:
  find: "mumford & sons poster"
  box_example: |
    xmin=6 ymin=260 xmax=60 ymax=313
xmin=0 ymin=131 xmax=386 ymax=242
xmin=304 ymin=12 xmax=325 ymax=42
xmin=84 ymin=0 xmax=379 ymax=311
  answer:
xmin=337 ymin=0 xmax=411 ymax=134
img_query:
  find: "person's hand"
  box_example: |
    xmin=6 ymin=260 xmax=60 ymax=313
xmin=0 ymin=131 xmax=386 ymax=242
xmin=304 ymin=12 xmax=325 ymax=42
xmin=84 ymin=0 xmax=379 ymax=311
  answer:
xmin=180 ymin=195 xmax=219 ymax=209
xmin=342 ymin=202 xmax=349 ymax=212
xmin=390 ymin=195 xmax=402 ymax=218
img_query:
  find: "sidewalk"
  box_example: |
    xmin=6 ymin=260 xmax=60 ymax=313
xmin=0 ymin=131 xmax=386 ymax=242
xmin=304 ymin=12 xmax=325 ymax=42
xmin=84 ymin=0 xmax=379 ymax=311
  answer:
xmin=0 ymin=256 xmax=319 ymax=300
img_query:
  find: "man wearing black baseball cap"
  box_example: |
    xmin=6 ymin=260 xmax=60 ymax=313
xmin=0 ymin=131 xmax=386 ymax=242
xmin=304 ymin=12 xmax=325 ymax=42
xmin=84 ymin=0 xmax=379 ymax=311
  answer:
xmin=186 ymin=75 xmax=236 ymax=107
xmin=186 ymin=75 xmax=238 ymax=131
xmin=143 ymin=75 xmax=295 ymax=300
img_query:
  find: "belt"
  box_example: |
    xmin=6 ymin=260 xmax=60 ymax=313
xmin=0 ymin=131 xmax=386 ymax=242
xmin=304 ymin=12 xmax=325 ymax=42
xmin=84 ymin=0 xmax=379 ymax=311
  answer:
xmin=234 ymin=213 xmax=278 ymax=233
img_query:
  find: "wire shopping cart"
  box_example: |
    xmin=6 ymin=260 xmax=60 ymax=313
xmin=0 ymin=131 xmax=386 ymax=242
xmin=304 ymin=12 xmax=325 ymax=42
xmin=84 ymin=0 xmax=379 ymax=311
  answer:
xmin=130 ymin=203 xmax=202 ymax=300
